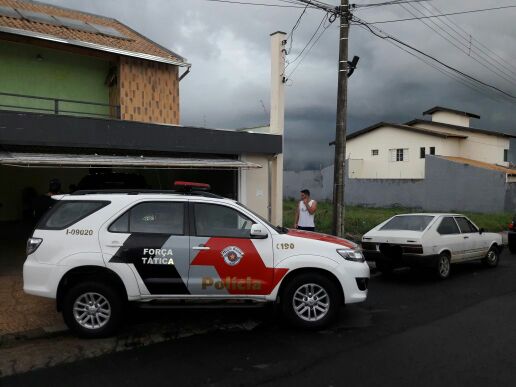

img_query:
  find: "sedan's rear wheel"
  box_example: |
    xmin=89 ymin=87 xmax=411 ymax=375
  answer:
xmin=436 ymin=253 xmax=451 ymax=280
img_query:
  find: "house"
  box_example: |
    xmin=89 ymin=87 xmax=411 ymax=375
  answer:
xmin=0 ymin=0 xmax=286 ymax=225
xmin=346 ymin=106 xmax=514 ymax=180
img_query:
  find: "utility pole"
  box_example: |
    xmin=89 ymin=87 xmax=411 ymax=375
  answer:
xmin=332 ymin=0 xmax=349 ymax=237
xmin=291 ymin=0 xmax=352 ymax=237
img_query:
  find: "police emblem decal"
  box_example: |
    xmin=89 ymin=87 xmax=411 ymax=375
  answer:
xmin=221 ymin=246 xmax=244 ymax=266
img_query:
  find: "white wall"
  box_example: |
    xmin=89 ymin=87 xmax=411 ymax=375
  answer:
xmin=431 ymin=111 xmax=471 ymax=127
xmin=240 ymin=154 xmax=270 ymax=220
xmin=412 ymin=122 xmax=510 ymax=166
xmin=347 ymin=126 xmax=460 ymax=179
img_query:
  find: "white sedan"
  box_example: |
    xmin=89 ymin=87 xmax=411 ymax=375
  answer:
xmin=361 ymin=213 xmax=503 ymax=279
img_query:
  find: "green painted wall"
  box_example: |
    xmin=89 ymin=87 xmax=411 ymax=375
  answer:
xmin=0 ymin=40 xmax=111 ymax=117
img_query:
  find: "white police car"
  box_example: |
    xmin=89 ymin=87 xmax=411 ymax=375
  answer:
xmin=24 ymin=183 xmax=369 ymax=337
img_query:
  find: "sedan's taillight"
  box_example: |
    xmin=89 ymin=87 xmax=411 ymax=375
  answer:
xmin=26 ymin=238 xmax=43 ymax=255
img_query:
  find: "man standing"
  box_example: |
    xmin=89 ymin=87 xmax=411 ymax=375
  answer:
xmin=294 ymin=189 xmax=317 ymax=231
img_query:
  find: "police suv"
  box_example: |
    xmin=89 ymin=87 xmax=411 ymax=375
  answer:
xmin=24 ymin=183 xmax=369 ymax=337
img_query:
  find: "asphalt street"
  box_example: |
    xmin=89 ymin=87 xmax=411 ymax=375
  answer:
xmin=3 ymin=252 xmax=516 ymax=387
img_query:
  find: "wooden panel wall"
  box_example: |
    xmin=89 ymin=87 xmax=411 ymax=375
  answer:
xmin=119 ymin=56 xmax=179 ymax=125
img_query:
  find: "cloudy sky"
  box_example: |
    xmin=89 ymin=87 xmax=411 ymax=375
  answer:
xmin=45 ymin=0 xmax=516 ymax=170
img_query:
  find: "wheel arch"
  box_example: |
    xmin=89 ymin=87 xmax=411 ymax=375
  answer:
xmin=277 ymin=267 xmax=345 ymax=306
xmin=56 ymin=266 xmax=128 ymax=312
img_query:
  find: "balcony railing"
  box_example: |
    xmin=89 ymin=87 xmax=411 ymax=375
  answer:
xmin=0 ymin=91 xmax=121 ymax=119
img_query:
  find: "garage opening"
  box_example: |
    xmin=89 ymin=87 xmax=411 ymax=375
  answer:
xmin=0 ymin=152 xmax=261 ymax=239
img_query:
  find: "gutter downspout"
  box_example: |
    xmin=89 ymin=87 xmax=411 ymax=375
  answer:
xmin=179 ymin=65 xmax=192 ymax=82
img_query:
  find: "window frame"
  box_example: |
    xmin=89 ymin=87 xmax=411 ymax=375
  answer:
xmin=430 ymin=147 xmax=436 ymax=156
xmin=420 ymin=147 xmax=425 ymax=159
xmin=37 ymin=200 xmax=110 ymax=230
xmin=436 ymin=216 xmax=461 ymax=235
xmin=454 ymin=216 xmax=478 ymax=234
xmin=371 ymin=149 xmax=379 ymax=156
xmin=190 ymin=202 xmax=256 ymax=239
xmin=108 ymin=201 xmax=188 ymax=236
xmin=504 ymin=149 xmax=509 ymax=162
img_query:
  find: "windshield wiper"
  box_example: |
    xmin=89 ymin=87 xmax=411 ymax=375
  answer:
xmin=276 ymin=225 xmax=289 ymax=234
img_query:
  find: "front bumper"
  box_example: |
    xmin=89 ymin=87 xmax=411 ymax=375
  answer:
xmin=364 ymin=250 xmax=439 ymax=269
xmin=334 ymin=261 xmax=370 ymax=304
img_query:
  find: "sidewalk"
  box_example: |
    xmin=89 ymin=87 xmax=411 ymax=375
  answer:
xmin=0 ymin=274 xmax=63 ymax=340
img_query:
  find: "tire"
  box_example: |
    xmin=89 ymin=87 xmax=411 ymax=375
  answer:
xmin=482 ymin=246 xmax=500 ymax=268
xmin=376 ymin=261 xmax=393 ymax=275
xmin=62 ymin=281 xmax=125 ymax=338
xmin=508 ymin=234 xmax=516 ymax=254
xmin=436 ymin=253 xmax=451 ymax=280
xmin=280 ymin=273 xmax=341 ymax=329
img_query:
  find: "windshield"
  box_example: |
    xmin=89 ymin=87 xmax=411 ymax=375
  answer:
xmin=236 ymin=202 xmax=288 ymax=234
xmin=380 ymin=215 xmax=434 ymax=232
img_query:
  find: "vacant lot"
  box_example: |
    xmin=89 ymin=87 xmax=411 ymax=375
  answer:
xmin=283 ymin=200 xmax=511 ymax=240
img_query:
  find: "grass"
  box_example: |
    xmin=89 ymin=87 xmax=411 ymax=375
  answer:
xmin=283 ymin=200 xmax=511 ymax=240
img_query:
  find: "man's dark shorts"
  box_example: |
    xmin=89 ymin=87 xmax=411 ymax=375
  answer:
xmin=297 ymin=226 xmax=315 ymax=232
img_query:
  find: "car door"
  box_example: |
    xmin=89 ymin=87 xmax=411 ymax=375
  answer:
xmin=435 ymin=216 xmax=464 ymax=262
xmin=187 ymin=202 xmax=276 ymax=296
xmin=99 ymin=200 xmax=191 ymax=295
xmin=454 ymin=216 xmax=482 ymax=260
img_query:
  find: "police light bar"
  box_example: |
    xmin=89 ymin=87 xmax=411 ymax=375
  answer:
xmin=174 ymin=181 xmax=211 ymax=191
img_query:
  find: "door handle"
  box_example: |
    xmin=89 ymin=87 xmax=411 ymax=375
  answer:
xmin=192 ymin=245 xmax=210 ymax=251
xmin=106 ymin=242 xmax=124 ymax=247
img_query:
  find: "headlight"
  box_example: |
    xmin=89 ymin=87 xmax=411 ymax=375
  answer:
xmin=337 ymin=249 xmax=365 ymax=262
xmin=26 ymin=237 xmax=43 ymax=255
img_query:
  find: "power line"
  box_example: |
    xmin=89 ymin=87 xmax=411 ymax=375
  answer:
xmin=421 ymin=1 xmax=516 ymax=78
xmin=366 ymin=4 xmax=516 ymax=24
xmin=353 ymin=23 xmax=511 ymax=105
xmin=286 ymin=13 xmax=334 ymax=79
xmin=199 ymin=0 xmax=313 ymax=8
xmin=353 ymin=0 xmax=431 ymax=9
xmin=285 ymin=12 xmax=329 ymax=69
xmin=286 ymin=0 xmax=313 ymax=54
xmin=398 ymin=2 xmax=516 ymax=87
xmin=353 ymin=17 xmax=516 ymax=100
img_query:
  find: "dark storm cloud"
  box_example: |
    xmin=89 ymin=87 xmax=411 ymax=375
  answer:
xmin=46 ymin=0 xmax=516 ymax=170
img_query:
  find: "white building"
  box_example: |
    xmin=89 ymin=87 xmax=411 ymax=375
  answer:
xmin=346 ymin=106 xmax=514 ymax=180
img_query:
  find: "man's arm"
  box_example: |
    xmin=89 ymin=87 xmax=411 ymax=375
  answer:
xmin=304 ymin=200 xmax=317 ymax=215
xmin=294 ymin=203 xmax=299 ymax=228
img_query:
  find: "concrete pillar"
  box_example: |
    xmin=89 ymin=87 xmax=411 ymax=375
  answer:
xmin=269 ymin=31 xmax=286 ymax=226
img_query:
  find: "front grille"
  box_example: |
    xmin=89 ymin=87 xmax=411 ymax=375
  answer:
xmin=361 ymin=242 xmax=377 ymax=251
xmin=356 ymin=278 xmax=369 ymax=291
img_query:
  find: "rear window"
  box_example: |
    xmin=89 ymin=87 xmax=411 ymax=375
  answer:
xmin=380 ymin=215 xmax=434 ymax=232
xmin=37 ymin=201 xmax=109 ymax=230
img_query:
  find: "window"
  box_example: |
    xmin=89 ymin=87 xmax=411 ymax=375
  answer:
xmin=371 ymin=149 xmax=379 ymax=156
xmin=390 ymin=148 xmax=408 ymax=162
xmin=420 ymin=147 xmax=426 ymax=159
xmin=454 ymin=217 xmax=478 ymax=233
xmin=38 ymin=201 xmax=109 ymax=230
xmin=504 ymin=149 xmax=509 ymax=162
xmin=109 ymin=202 xmax=184 ymax=235
xmin=437 ymin=217 xmax=460 ymax=235
xmin=430 ymin=147 xmax=436 ymax=155
xmin=194 ymin=203 xmax=254 ymax=238
xmin=380 ymin=215 xmax=434 ymax=232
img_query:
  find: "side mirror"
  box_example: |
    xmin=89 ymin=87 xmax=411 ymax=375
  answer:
xmin=479 ymin=228 xmax=485 ymax=235
xmin=250 ymin=223 xmax=268 ymax=239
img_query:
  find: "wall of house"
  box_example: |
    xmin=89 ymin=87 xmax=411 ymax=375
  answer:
xmin=346 ymin=126 xmax=461 ymax=179
xmin=284 ymin=156 xmax=515 ymax=213
xmin=0 ymin=40 xmax=111 ymax=117
xmin=119 ymin=56 xmax=179 ymax=125
xmin=430 ymin=111 xmax=470 ymax=127
xmin=412 ymin=122 xmax=510 ymax=166
xmin=240 ymin=154 xmax=270 ymax=220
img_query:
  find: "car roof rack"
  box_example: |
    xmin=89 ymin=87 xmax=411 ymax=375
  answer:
xmin=70 ymin=189 xmax=224 ymax=199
